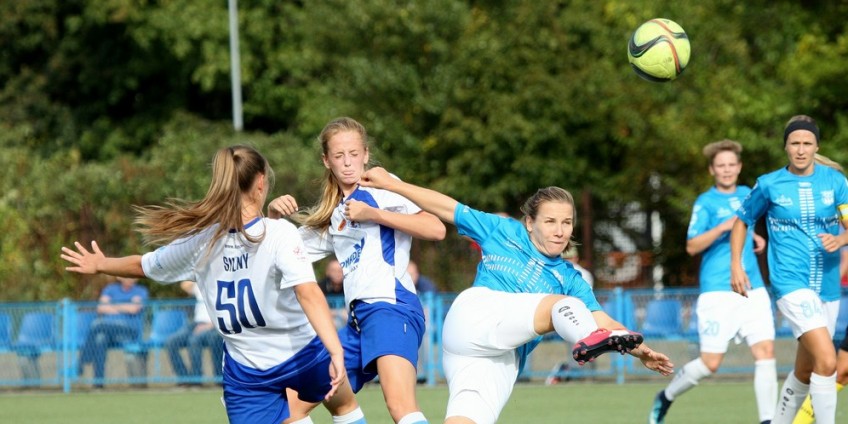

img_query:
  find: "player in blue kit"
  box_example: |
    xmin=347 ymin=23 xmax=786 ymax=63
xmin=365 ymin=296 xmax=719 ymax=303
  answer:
xmin=268 ymin=117 xmax=446 ymax=424
xmin=650 ymin=140 xmax=776 ymax=424
xmin=358 ymin=166 xmax=674 ymax=424
xmin=731 ymin=116 xmax=848 ymax=424
xmin=60 ymin=145 xmax=365 ymax=424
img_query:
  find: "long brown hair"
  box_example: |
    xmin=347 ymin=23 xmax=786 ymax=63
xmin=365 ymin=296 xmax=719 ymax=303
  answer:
xmin=298 ymin=117 xmax=371 ymax=231
xmin=134 ymin=145 xmax=274 ymax=248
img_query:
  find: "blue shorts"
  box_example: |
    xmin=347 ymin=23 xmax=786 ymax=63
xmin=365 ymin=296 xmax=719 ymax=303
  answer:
xmin=222 ymin=336 xmax=331 ymax=424
xmin=342 ymin=300 xmax=425 ymax=392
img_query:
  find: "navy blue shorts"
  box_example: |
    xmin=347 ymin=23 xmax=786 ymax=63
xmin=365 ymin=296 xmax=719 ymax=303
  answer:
xmin=222 ymin=336 xmax=331 ymax=424
xmin=341 ymin=300 xmax=425 ymax=392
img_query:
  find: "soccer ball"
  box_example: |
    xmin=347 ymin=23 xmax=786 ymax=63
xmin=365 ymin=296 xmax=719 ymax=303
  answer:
xmin=627 ymin=18 xmax=690 ymax=82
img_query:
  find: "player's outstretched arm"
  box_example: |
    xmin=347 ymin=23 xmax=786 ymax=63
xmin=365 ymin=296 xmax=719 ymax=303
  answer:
xmin=630 ymin=344 xmax=674 ymax=376
xmin=360 ymin=167 xmax=459 ymax=225
xmin=60 ymin=240 xmax=145 ymax=278
xmin=294 ymin=282 xmax=347 ymax=399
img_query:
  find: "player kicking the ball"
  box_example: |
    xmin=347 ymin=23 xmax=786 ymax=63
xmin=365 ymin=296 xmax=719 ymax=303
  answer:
xmin=359 ymin=166 xmax=674 ymax=424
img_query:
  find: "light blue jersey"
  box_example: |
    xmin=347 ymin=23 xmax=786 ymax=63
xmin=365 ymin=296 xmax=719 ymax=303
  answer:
xmin=688 ymin=186 xmax=764 ymax=293
xmin=737 ymin=164 xmax=848 ymax=302
xmin=454 ymin=203 xmax=600 ymax=369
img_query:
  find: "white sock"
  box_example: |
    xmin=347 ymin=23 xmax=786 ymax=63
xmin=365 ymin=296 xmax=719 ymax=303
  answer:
xmin=772 ymin=371 xmax=809 ymax=424
xmin=808 ymin=372 xmax=837 ymax=424
xmin=397 ymin=411 xmax=427 ymax=424
xmin=333 ymin=406 xmax=366 ymax=424
xmin=664 ymin=358 xmax=711 ymax=401
xmin=289 ymin=417 xmax=314 ymax=424
xmin=754 ymin=359 xmax=777 ymax=422
xmin=551 ymin=297 xmax=598 ymax=344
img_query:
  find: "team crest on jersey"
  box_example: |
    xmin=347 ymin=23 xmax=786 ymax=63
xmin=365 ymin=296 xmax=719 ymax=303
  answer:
xmin=729 ymin=197 xmax=741 ymax=211
xmin=822 ymin=190 xmax=834 ymax=206
xmin=775 ymin=195 xmax=793 ymax=207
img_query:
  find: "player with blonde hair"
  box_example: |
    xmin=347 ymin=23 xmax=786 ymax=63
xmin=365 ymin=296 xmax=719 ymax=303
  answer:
xmin=269 ymin=117 xmax=446 ymax=424
xmin=61 ymin=145 xmax=365 ymax=424
xmin=732 ymin=116 xmax=848 ymax=424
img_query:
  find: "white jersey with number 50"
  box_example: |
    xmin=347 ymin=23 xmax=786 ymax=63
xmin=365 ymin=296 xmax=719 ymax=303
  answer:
xmin=141 ymin=217 xmax=318 ymax=371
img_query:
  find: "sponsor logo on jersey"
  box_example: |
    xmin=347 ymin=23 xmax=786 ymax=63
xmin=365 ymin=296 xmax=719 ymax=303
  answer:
xmin=775 ymin=195 xmax=794 ymax=207
xmin=338 ymin=219 xmax=347 ymax=231
xmin=340 ymin=237 xmax=365 ymax=269
xmin=716 ymin=207 xmax=733 ymax=218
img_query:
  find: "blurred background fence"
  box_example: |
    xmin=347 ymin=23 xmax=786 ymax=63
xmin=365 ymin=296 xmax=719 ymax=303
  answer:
xmin=1 ymin=288 xmax=847 ymax=393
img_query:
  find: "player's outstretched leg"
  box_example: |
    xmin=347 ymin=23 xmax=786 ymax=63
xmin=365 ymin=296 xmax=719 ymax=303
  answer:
xmin=648 ymin=390 xmax=673 ymax=424
xmin=571 ymin=328 xmax=643 ymax=365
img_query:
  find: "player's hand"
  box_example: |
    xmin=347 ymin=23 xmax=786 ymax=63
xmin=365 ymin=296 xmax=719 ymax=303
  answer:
xmin=717 ymin=216 xmax=737 ymax=233
xmin=753 ymin=233 xmax=767 ymax=254
xmin=360 ymin=167 xmax=394 ymax=190
xmin=818 ymin=233 xmax=843 ymax=253
xmin=634 ymin=346 xmax=674 ymax=376
xmin=325 ymin=352 xmax=347 ymax=400
xmin=344 ymin=200 xmax=374 ymax=223
xmin=61 ymin=241 xmax=105 ymax=275
xmin=267 ymin=194 xmax=299 ymax=219
xmin=730 ymin=263 xmax=750 ymax=297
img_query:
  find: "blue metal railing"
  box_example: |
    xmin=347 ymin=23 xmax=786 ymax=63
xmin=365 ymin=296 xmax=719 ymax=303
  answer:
xmin=0 ymin=287 xmax=845 ymax=392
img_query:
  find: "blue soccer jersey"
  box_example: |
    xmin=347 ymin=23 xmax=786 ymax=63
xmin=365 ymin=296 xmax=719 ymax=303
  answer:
xmin=454 ymin=203 xmax=600 ymax=368
xmin=736 ymin=164 xmax=848 ymax=301
xmin=688 ymin=186 xmax=764 ymax=293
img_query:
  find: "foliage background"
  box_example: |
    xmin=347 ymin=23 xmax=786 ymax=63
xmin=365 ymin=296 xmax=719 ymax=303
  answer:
xmin=3 ymin=0 xmax=848 ymax=300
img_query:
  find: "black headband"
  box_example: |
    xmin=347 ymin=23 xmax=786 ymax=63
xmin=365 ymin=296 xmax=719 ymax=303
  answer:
xmin=783 ymin=121 xmax=820 ymax=144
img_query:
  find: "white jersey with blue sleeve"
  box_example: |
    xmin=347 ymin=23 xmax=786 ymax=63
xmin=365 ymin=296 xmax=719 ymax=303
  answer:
xmin=688 ymin=186 xmax=764 ymax=292
xmin=298 ymin=183 xmax=422 ymax=308
xmin=454 ymin=203 xmax=601 ymax=368
xmin=736 ymin=164 xmax=848 ymax=301
xmin=141 ymin=217 xmax=319 ymax=370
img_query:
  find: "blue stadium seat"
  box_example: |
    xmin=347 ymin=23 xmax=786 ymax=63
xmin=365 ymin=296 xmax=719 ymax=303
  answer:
xmin=74 ymin=311 xmax=98 ymax=346
xmin=641 ymin=299 xmax=682 ymax=338
xmin=124 ymin=309 xmax=187 ymax=354
xmin=13 ymin=312 xmax=56 ymax=357
xmin=0 ymin=313 xmax=11 ymax=352
xmin=775 ymin=312 xmax=794 ymax=338
xmin=685 ymin=303 xmax=699 ymax=337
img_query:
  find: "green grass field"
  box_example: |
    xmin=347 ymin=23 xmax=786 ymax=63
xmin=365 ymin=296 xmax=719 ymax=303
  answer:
xmin=2 ymin=381 xmax=846 ymax=423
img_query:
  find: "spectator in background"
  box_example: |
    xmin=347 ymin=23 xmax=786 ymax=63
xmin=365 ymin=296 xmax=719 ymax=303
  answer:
xmin=165 ymin=281 xmax=223 ymax=387
xmin=320 ymin=258 xmax=345 ymax=295
xmin=407 ymin=260 xmax=438 ymax=293
xmin=320 ymin=258 xmax=348 ymax=329
xmin=78 ymin=276 xmax=148 ymax=388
